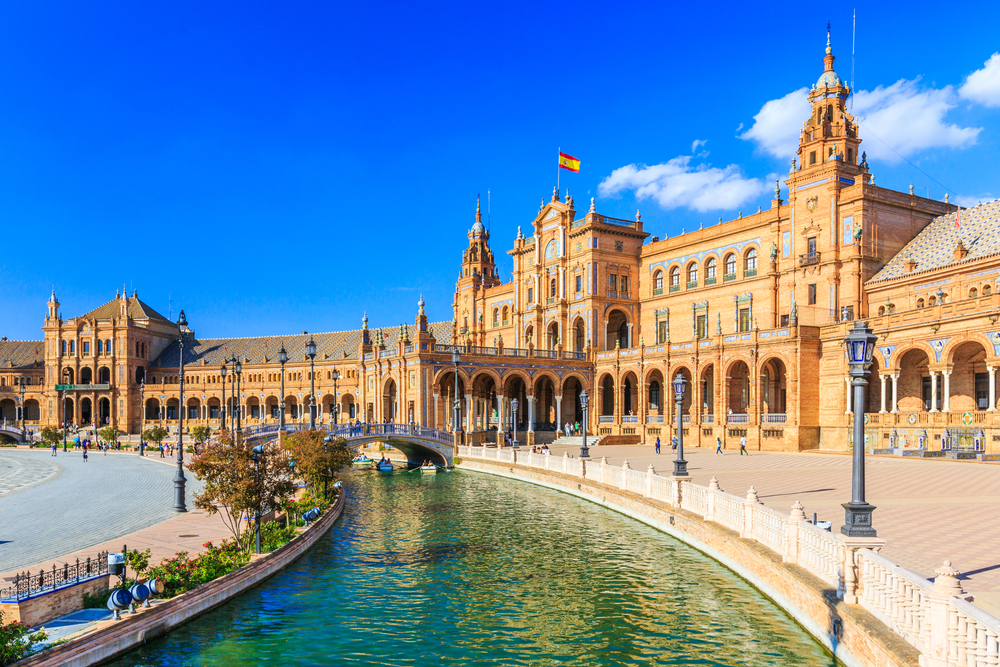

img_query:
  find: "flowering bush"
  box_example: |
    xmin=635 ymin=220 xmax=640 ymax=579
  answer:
xmin=1 ymin=610 xmax=46 ymax=666
xmin=143 ymin=539 xmax=250 ymax=598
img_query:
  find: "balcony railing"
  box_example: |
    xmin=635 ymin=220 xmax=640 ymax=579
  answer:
xmin=705 ymin=277 xmax=717 ymax=285
xmin=646 ymin=415 xmax=664 ymax=424
xmin=682 ymin=415 xmax=691 ymax=423
xmin=701 ymin=413 xmax=714 ymax=423
xmin=669 ymin=284 xmax=681 ymax=293
xmin=599 ymin=415 xmax=614 ymax=423
xmin=653 ymin=287 xmax=664 ymax=296
xmin=744 ymin=268 xmax=758 ymax=277
xmin=798 ymin=252 xmax=820 ymax=266
xmin=686 ymin=281 xmax=698 ymax=289
xmin=762 ymin=413 xmax=787 ymax=423
xmin=546 ymin=297 xmax=556 ymax=305
xmin=727 ymin=413 xmax=749 ymax=424
xmin=606 ymin=291 xmax=631 ymax=300
xmin=622 ymin=415 xmax=639 ymax=423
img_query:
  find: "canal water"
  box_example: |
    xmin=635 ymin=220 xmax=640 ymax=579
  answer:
xmin=108 ymin=470 xmax=837 ymax=666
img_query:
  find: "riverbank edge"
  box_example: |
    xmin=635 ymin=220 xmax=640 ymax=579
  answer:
xmin=14 ymin=490 xmax=346 ymax=667
xmin=459 ymin=459 xmax=919 ymax=667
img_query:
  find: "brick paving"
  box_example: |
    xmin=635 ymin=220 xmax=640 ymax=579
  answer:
xmin=0 ymin=450 xmax=64 ymax=497
xmin=0 ymin=449 xmax=207 ymax=575
xmin=547 ymin=441 xmax=1000 ymax=615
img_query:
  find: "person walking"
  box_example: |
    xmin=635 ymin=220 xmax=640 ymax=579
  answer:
xmin=715 ymin=436 xmax=724 ymax=455
xmin=670 ymin=435 xmax=678 ymax=451
xmin=655 ymin=436 xmax=661 ymax=454
xmin=82 ymin=443 xmax=88 ymax=463
xmin=740 ymin=435 xmax=749 ymax=456
xmin=51 ymin=441 xmax=57 ymax=457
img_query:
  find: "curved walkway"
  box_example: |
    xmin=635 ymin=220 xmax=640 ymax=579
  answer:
xmin=0 ymin=449 xmax=204 ymax=574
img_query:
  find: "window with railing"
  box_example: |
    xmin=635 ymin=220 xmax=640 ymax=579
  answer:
xmin=706 ymin=257 xmax=717 ymax=283
xmin=799 ymin=251 xmax=821 ymax=266
xmin=687 ymin=263 xmax=698 ymax=287
xmin=744 ymin=249 xmax=757 ymax=276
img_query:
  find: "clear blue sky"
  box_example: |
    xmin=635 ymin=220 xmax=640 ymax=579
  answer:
xmin=2 ymin=1 xmax=998 ymax=341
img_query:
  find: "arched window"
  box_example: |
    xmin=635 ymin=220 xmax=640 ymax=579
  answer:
xmin=502 ymin=306 xmax=509 ymax=325
xmin=887 ymin=303 xmax=895 ymax=314
xmin=878 ymin=306 xmax=885 ymax=316
xmin=96 ymin=340 xmax=103 ymax=356
xmin=70 ymin=340 xmax=75 ymax=356
xmin=745 ymin=248 xmax=758 ymax=273
xmin=985 ymin=284 xmax=993 ymax=296
xmin=724 ymin=254 xmax=736 ymax=276
xmin=928 ymin=296 xmax=937 ymax=306
xmin=61 ymin=340 xmax=66 ymax=356
xmin=106 ymin=339 xmax=112 ymax=355
xmin=648 ymin=381 xmax=660 ymax=410
xmin=969 ymin=287 xmax=979 ymax=298
xmin=705 ymin=257 xmax=717 ymax=281
xmin=916 ymin=298 xmax=925 ymax=309
xmin=653 ymin=271 xmax=663 ymax=291
xmin=687 ymin=263 xmax=698 ymax=286
xmin=492 ymin=309 xmax=499 ymax=327
xmin=669 ymin=267 xmax=680 ymax=287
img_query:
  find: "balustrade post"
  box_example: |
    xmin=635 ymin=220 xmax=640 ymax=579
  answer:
xmin=837 ymin=535 xmax=886 ymax=604
xmin=599 ymin=456 xmax=608 ymax=485
xmin=646 ymin=464 xmax=655 ymax=498
xmin=742 ymin=486 xmax=761 ymax=539
xmin=705 ymin=476 xmax=720 ymax=522
xmin=671 ymin=476 xmax=682 ymax=507
xmin=924 ymin=560 xmax=967 ymax=667
xmin=620 ymin=461 xmax=630 ymax=491
xmin=545 ymin=450 xmax=551 ymax=471
xmin=785 ymin=501 xmax=805 ymax=564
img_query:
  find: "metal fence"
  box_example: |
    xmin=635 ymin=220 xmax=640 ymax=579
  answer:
xmin=0 ymin=552 xmax=109 ymax=601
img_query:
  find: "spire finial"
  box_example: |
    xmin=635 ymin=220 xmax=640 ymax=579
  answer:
xmin=775 ymin=179 xmax=780 ymax=200
xmin=826 ymin=22 xmax=832 ymax=55
xmin=589 ymin=197 xmax=596 ymax=213
xmin=418 ymin=295 xmax=425 ymax=315
xmin=362 ymin=311 xmax=368 ymax=329
xmin=476 ymin=194 xmax=481 ymax=214
xmin=552 ymin=186 xmax=559 ymax=202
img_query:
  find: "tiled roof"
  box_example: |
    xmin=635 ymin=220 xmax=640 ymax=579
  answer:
xmin=870 ymin=199 xmax=1000 ymax=282
xmin=0 ymin=340 xmax=44 ymax=369
xmin=81 ymin=296 xmax=171 ymax=322
xmin=151 ymin=321 xmax=454 ymax=368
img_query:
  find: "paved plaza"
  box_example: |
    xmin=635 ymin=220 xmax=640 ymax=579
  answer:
xmin=545 ymin=442 xmax=1000 ymax=613
xmin=0 ymin=449 xmax=204 ymax=575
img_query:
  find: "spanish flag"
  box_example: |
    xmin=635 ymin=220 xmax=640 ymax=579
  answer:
xmin=558 ymin=151 xmax=580 ymax=173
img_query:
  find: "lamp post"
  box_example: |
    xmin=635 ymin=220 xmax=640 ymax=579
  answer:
xmin=323 ymin=435 xmax=331 ymax=499
xmin=62 ymin=378 xmax=68 ymax=452
xmin=220 ymin=362 xmax=228 ymax=431
xmin=579 ymin=390 xmax=589 ymax=458
xmin=672 ymin=374 xmax=689 ymax=477
xmin=331 ymin=369 xmax=341 ymax=426
xmin=452 ymin=349 xmax=462 ymax=435
xmin=234 ymin=358 xmax=242 ymax=439
xmin=306 ymin=337 xmax=317 ymax=430
xmin=18 ymin=383 xmax=25 ymax=445
xmin=173 ymin=311 xmax=189 ymax=513
xmin=511 ymin=398 xmax=519 ymax=449
xmin=139 ymin=381 xmax=145 ymax=455
xmin=842 ymin=321 xmax=878 ymax=537
xmin=251 ymin=444 xmax=265 ymax=554
xmin=278 ymin=345 xmax=288 ymax=432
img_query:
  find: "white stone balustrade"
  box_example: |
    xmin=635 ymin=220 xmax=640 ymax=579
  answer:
xmin=455 ymin=444 xmax=1000 ymax=667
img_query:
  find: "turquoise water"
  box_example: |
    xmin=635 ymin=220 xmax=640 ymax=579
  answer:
xmin=107 ymin=470 xmax=837 ymax=666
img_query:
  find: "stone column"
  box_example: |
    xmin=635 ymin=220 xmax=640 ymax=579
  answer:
xmin=433 ymin=393 xmax=439 ymax=429
xmin=527 ymin=395 xmax=535 ymax=433
xmin=942 ymin=370 xmax=952 ymax=413
xmin=988 ymin=366 xmax=997 ymax=412
xmin=879 ymin=374 xmax=887 ymax=414
xmin=929 ymin=371 xmax=939 ymax=412
xmin=845 ymin=377 xmax=852 ymax=415
xmin=555 ymin=395 xmax=562 ymax=428
xmin=890 ymin=374 xmax=900 ymax=413
xmin=465 ymin=394 xmax=473 ymax=430
xmin=626 ymin=322 xmax=633 ymax=348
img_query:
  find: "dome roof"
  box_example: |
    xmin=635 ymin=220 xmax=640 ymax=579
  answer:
xmin=471 ymin=220 xmax=485 ymax=234
xmin=818 ymin=70 xmax=843 ymax=89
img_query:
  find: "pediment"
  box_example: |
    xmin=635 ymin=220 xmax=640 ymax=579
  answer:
xmin=800 ymin=219 xmax=823 ymax=236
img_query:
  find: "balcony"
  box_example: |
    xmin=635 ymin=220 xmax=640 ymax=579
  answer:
xmin=599 ymin=415 xmax=614 ymax=424
xmin=705 ymin=277 xmax=717 ymax=285
xmin=727 ymin=413 xmax=749 ymax=424
xmin=723 ymin=273 xmax=736 ymax=282
xmin=646 ymin=415 xmax=664 ymax=424
xmin=686 ymin=281 xmax=698 ymax=289
xmin=762 ymin=413 xmax=787 ymax=423
xmin=701 ymin=413 xmax=714 ymax=423
xmin=744 ymin=268 xmax=758 ymax=277
xmin=653 ymin=287 xmax=663 ymax=296
xmin=546 ymin=297 xmax=556 ymax=305
xmin=606 ymin=290 xmax=631 ymax=300
xmin=798 ymin=251 xmax=820 ymax=267
xmin=622 ymin=415 xmax=639 ymax=423
xmin=669 ymin=284 xmax=681 ymax=293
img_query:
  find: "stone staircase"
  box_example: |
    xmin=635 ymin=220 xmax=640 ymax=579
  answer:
xmin=550 ymin=435 xmax=604 ymax=448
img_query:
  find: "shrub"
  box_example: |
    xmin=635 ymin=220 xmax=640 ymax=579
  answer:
xmin=0 ymin=610 xmax=47 ymax=665
xmin=143 ymin=540 xmax=250 ymax=598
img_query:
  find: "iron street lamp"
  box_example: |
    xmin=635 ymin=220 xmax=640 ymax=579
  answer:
xmin=306 ymin=337 xmax=317 ymax=430
xmin=139 ymin=381 xmax=145 ymax=455
xmin=62 ymin=371 xmax=69 ymax=452
xmin=278 ymin=344 xmax=288 ymax=432
xmin=452 ymin=349 xmax=462 ymax=434
xmin=18 ymin=383 xmax=26 ymax=445
xmin=233 ymin=357 xmax=243 ymax=438
xmin=174 ymin=310 xmax=189 ymax=513
xmin=331 ymin=369 xmax=341 ymax=426
xmin=251 ymin=444 xmax=265 ymax=554
xmin=672 ymin=374 xmax=689 ymax=477
xmin=220 ymin=362 xmax=228 ymax=431
xmin=842 ymin=321 xmax=878 ymax=537
xmin=579 ymin=390 xmax=590 ymax=458
xmin=511 ymin=398 xmax=519 ymax=449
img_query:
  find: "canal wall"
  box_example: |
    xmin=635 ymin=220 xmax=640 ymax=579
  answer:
xmin=458 ymin=455 xmax=918 ymax=667
xmin=17 ymin=490 xmax=345 ymax=667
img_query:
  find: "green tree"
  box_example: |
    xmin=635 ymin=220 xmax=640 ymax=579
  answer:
xmin=188 ymin=432 xmax=297 ymax=551
xmin=283 ymin=430 xmax=353 ymax=498
xmin=0 ymin=610 xmax=47 ymax=666
xmin=40 ymin=425 xmax=63 ymax=447
xmin=143 ymin=425 xmax=168 ymax=447
xmin=98 ymin=425 xmax=122 ymax=444
xmin=191 ymin=425 xmax=211 ymax=444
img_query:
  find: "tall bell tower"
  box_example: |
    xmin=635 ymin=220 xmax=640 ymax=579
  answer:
xmin=454 ymin=197 xmax=501 ymax=342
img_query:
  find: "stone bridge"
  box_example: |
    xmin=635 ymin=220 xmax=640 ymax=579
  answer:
xmin=0 ymin=424 xmax=23 ymax=442
xmin=239 ymin=423 xmax=456 ymax=466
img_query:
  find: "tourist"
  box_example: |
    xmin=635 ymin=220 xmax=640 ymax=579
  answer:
xmin=51 ymin=441 xmax=57 ymax=457
xmin=82 ymin=443 xmax=88 ymax=463
xmin=740 ymin=435 xmax=749 ymax=456
xmin=655 ymin=437 xmax=661 ymax=454
xmin=160 ymin=443 xmax=165 ymax=458
xmin=716 ymin=437 xmax=724 ymax=455
xmin=564 ymin=422 xmax=571 ymax=437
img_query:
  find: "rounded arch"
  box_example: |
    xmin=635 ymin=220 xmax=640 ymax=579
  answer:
xmin=546 ymin=321 xmax=559 ymax=349
xmin=98 ymin=397 xmax=111 ymax=425
xmin=685 ymin=260 xmax=699 ymax=286
xmin=644 ymin=367 xmax=665 ymax=414
xmin=23 ymin=399 xmax=40 ymax=421
xmin=572 ymin=316 xmax=586 ymax=352
xmin=723 ymin=251 xmax=737 ymax=277
xmin=561 ymin=374 xmax=586 ymax=428
xmin=942 ymin=333 xmax=997 ymax=366
xmin=598 ymin=373 xmax=615 ymax=416
xmin=668 ymin=366 xmax=694 ymax=415
xmin=704 ymin=255 xmax=718 ymax=282
xmin=470 ymin=368 xmax=502 ymax=388
xmin=724 ymin=359 xmax=752 ymax=415
xmin=743 ymin=245 xmax=759 ymax=274
xmin=652 ymin=269 xmax=664 ymax=293
xmin=98 ymin=366 xmax=111 ymax=384
xmin=524 ymin=323 xmax=535 ymax=346
xmin=668 ymin=264 xmax=682 ymax=288
xmin=896 ymin=347 xmax=932 ymax=412
xmin=144 ymin=398 xmax=160 ymax=421
xmin=758 ymin=356 xmax=787 ymax=415
xmin=887 ymin=342 xmax=937 ymax=372
xmin=947 ymin=339 xmax=991 ymax=411
xmin=620 ymin=370 xmax=639 ymax=417
xmin=80 ymin=367 xmax=93 ymax=384
xmin=62 ymin=368 xmax=75 ymax=385
xmin=80 ymin=397 xmax=93 ymax=425
xmin=607 ymin=308 xmax=630 ymax=350
xmin=700 ymin=364 xmax=716 ymax=415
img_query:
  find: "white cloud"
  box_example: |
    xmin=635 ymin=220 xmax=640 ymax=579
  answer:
xmin=691 ymin=139 xmax=708 ymax=152
xmin=960 ymin=52 xmax=1000 ymax=107
xmin=597 ymin=156 xmax=768 ymax=213
xmin=852 ymin=79 xmax=980 ymax=162
xmin=740 ymin=79 xmax=980 ymax=164
xmin=739 ymin=88 xmax=810 ymax=159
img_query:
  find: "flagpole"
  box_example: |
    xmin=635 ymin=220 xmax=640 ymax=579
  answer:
xmin=557 ymin=147 xmax=560 ymax=195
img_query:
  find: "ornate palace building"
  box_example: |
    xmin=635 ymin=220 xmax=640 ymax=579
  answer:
xmin=2 ymin=35 xmax=998 ymax=453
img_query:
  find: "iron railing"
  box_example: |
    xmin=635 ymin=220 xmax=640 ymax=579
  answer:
xmin=1 ymin=552 xmax=109 ymax=601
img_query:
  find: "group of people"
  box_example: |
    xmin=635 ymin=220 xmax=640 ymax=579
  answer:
xmin=654 ymin=434 xmax=749 ymax=455
xmin=529 ymin=444 xmax=549 ymax=454
xmin=561 ymin=422 xmax=583 ymax=437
